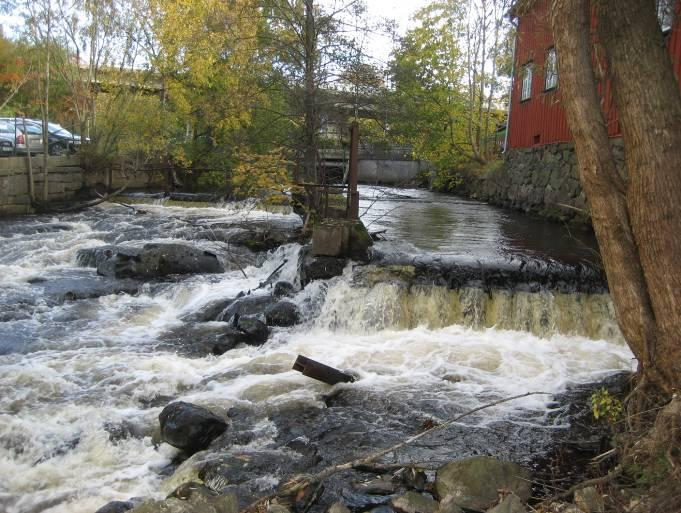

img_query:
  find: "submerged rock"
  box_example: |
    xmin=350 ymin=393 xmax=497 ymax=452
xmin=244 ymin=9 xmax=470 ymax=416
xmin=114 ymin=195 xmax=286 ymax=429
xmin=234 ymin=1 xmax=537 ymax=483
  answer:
xmin=265 ymin=301 xmax=301 ymax=327
xmin=159 ymin=402 xmax=228 ymax=454
xmin=87 ymin=243 xmax=224 ymax=279
xmin=94 ymin=500 xmax=136 ymax=513
xmin=434 ymin=456 xmax=531 ymax=511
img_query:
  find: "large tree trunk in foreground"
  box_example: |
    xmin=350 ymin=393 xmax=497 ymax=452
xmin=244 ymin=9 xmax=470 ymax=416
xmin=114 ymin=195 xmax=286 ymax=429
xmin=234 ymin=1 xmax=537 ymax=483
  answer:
xmin=597 ymin=0 xmax=681 ymax=394
xmin=549 ymin=0 xmax=661 ymax=386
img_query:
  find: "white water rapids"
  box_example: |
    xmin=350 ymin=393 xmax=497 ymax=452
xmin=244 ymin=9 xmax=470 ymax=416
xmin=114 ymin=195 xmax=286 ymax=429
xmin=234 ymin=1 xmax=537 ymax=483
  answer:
xmin=0 ymin=200 xmax=634 ymax=513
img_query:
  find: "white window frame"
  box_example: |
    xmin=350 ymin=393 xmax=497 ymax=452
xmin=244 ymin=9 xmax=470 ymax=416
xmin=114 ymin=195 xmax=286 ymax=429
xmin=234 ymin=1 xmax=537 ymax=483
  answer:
xmin=544 ymin=48 xmax=558 ymax=90
xmin=521 ymin=63 xmax=533 ymax=101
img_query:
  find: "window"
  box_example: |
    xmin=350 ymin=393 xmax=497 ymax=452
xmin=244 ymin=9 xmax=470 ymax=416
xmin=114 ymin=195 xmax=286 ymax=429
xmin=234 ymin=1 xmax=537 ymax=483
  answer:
xmin=544 ymin=48 xmax=558 ymax=90
xmin=657 ymin=0 xmax=675 ymax=33
xmin=521 ymin=63 xmax=533 ymax=101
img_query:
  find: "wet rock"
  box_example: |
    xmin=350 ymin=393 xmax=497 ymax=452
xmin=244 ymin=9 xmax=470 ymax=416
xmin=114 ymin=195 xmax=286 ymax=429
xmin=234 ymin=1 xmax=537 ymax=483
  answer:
xmin=33 ymin=270 xmax=140 ymax=304
xmin=487 ymin=493 xmax=527 ymax=513
xmin=159 ymin=402 xmax=228 ymax=454
xmin=94 ymin=500 xmax=136 ymax=513
xmin=299 ymin=251 xmax=348 ymax=286
xmin=95 ymin=243 xmax=224 ymax=279
xmin=574 ymin=486 xmax=604 ymax=513
xmin=129 ymin=491 xmax=238 ymax=513
xmin=160 ymin=323 xmax=252 ymax=356
xmin=273 ymin=281 xmax=296 ymax=298
xmin=235 ymin=316 xmax=270 ymax=345
xmin=265 ymin=301 xmax=300 ymax=327
xmin=434 ymin=457 xmax=532 ymax=511
xmin=226 ymin=226 xmax=300 ymax=252
xmin=391 ymin=492 xmax=438 ymax=513
xmin=218 ymin=295 xmax=277 ymax=322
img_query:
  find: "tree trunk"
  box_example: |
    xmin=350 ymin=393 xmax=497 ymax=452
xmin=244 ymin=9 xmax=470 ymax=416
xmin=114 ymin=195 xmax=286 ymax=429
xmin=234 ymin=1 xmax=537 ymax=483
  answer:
xmin=303 ymin=0 xmax=317 ymax=187
xmin=596 ymin=0 xmax=681 ymax=393
xmin=549 ymin=0 xmax=661 ymax=385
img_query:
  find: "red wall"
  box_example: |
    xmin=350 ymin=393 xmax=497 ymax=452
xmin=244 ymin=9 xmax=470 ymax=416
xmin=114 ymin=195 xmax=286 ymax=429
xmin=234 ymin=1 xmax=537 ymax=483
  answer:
xmin=507 ymin=0 xmax=681 ymax=149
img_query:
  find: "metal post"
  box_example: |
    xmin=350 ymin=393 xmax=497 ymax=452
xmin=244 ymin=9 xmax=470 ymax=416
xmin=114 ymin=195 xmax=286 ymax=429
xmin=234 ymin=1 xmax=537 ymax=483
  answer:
xmin=347 ymin=121 xmax=359 ymax=219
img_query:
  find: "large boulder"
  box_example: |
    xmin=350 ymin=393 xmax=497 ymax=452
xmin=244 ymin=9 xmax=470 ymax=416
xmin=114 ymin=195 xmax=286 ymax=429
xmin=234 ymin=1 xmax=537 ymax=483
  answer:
xmin=235 ymin=316 xmax=270 ymax=345
xmin=265 ymin=301 xmax=301 ymax=327
xmin=434 ymin=457 xmax=531 ymax=511
xmin=160 ymin=323 xmax=254 ymax=356
xmin=218 ymin=295 xmax=277 ymax=322
xmin=92 ymin=243 xmax=224 ymax=279
xmin=298 ymin=247 xmax=348 ymax=286
xmin=159 ymin=402 xmax=228 ymax=454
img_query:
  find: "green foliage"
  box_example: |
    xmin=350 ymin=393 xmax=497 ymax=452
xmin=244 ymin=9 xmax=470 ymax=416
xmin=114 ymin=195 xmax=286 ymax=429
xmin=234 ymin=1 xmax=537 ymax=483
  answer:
xmin=591 ymin=387 xmax=623 ymax=424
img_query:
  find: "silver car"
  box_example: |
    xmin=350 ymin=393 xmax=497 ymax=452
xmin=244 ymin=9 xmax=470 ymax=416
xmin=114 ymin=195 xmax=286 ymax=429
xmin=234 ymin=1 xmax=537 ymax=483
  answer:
xmin=0 ymin=118 xmax=44 ymax=155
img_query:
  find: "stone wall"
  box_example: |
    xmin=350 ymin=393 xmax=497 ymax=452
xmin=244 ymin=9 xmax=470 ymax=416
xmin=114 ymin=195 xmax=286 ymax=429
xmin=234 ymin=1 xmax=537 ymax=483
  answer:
xmin=0 ymin=156 xmax=163 ymax=216
xmin=468 ymin=140 xmax=625 ymax=223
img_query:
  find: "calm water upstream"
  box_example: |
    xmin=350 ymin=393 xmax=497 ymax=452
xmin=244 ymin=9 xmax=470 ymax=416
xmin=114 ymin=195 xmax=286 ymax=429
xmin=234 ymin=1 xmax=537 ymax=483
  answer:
xmin=0 ymin=189 xmax=632 ymax=513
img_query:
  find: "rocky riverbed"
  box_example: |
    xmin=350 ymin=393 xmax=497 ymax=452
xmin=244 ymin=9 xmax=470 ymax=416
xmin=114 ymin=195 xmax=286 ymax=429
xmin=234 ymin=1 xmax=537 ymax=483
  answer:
xmin=0 ymin=191 xmax=633 ymax=513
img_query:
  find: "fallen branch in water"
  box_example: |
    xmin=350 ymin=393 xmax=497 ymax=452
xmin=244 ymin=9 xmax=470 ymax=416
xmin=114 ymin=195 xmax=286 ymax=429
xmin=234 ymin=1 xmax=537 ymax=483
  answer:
xmin=40 ymin=184 xmax=129 ymax=214
xmin=242 ymin=391 xmax=550 ymax=513
xmin=95 ymin=187 xmax=147 ymax=214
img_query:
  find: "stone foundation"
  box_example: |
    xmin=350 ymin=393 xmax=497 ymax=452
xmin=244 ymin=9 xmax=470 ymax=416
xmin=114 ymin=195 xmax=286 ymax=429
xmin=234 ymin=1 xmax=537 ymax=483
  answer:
xmin=469 ymin=140 xmax=625 ymax=223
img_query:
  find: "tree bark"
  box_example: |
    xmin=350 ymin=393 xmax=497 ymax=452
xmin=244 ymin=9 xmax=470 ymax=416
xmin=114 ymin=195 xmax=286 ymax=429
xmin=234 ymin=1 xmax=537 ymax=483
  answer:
xmin=596 ymin=0 xmax=681 ymax=392
xmin=549 ymin=0 xmax=660 ymax=384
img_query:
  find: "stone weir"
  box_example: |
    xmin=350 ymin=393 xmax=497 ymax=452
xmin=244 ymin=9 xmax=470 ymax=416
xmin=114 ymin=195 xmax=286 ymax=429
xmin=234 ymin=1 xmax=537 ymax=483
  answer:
xmin=303 ymin=247 xmax=622 ymax=343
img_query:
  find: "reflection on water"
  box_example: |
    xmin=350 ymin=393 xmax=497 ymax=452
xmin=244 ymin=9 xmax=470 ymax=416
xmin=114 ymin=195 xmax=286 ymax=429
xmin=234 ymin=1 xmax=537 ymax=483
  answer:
xmin=359 ymin=186 xmax=598 ymax=264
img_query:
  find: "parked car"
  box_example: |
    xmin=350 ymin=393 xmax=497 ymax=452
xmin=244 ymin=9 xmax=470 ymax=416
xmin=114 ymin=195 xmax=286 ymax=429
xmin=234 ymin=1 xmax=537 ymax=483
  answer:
xmin=24 ymin=120 xmax=87 ymax=155
xmin=0 ymin=136 xmax=14 ymax=156
xmin=0 ymin=121 xmax=16 ymax=156
xmin=0 ymin=118 xmax=44 ymax=155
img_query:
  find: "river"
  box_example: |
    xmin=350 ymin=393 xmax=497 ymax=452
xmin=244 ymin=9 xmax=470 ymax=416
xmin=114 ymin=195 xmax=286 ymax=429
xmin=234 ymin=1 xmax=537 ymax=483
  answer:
xmin=0 ymin=188 xmax=633 ymax=513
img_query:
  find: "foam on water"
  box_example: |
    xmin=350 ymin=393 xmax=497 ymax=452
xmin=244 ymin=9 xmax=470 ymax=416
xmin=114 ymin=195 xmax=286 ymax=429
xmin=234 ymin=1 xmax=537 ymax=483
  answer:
xmin=0 ymin=202 xmax=633 ymax=513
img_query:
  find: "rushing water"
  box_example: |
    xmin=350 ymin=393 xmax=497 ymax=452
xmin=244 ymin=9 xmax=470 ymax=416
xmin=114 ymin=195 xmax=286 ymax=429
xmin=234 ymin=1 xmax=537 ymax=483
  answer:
xmin=0 ymin=191 xmax=633 ymax=513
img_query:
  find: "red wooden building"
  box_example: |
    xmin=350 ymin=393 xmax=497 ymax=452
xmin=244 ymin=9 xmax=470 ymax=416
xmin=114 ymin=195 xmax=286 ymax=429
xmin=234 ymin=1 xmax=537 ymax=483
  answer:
xmin=506 ymin=0 xmax=681 ymax=150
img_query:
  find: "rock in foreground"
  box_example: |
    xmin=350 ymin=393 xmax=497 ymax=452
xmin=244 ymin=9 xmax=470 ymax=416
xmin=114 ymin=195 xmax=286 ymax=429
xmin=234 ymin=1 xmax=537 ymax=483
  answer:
xmin=434 ymin=456 xmax=532 ymax=511
xmin=159 ymin=402 xmax=228 ymax=454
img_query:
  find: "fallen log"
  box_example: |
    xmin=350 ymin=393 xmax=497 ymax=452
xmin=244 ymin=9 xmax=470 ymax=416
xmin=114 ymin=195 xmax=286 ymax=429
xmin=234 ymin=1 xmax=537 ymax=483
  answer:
xmin=292 ymin=355 xmax=356 ymax=385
